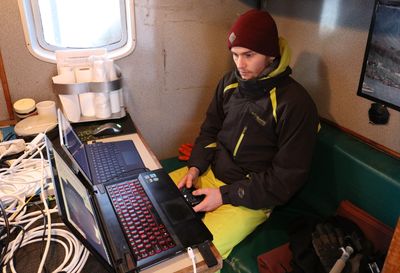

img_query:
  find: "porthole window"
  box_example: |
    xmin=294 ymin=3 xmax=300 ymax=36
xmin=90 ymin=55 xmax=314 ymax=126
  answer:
xmin=18 ymin=0 xmax=136 ymax=63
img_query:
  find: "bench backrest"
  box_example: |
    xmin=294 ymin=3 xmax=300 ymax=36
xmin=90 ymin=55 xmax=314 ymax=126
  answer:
xmin=293 ymin=122 xmax=400 ymax=228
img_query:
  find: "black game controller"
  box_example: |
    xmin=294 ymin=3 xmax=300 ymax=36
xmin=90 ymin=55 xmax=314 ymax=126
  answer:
xmin=181 ymin=187 xmax=205 ymax=207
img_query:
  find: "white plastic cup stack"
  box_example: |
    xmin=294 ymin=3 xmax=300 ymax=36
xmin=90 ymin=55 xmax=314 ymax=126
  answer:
xmin=52 ymin=67 xmax=81 ymax=122
xmin=105 ymin=59 xmax=122 ymax=114
xmin=75 ymin=67 xmax=96 ymax=117
xmin=94 ymin=93 xmax=111 ymax=119
xmin=93 ymin=60 xmax=111 ymax=119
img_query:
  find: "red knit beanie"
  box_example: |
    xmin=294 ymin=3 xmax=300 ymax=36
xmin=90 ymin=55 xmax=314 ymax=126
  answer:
xmin=228 ymin=9 xmax=280 ymax=57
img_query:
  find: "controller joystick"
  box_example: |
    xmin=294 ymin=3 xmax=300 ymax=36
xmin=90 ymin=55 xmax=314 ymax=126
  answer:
xmin=181 ymin=187 xmax=205 ymax=207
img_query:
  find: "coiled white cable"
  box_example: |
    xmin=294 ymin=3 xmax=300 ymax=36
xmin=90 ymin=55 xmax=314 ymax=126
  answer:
xmin=0 ymin=135 xmax=90 ymax=273
xmin=3 ymin=214 xmax=89 ymax=273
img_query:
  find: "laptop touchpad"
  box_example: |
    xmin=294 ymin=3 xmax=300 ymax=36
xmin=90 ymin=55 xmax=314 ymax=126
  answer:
xmin=161 ymin=198 xmax=195 ymax=225
xmin=122 ymin=151 xmax=139 ymax=166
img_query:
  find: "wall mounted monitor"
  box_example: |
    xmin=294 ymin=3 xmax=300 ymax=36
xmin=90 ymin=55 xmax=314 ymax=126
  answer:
xmin=357 ymin=0 xmax=400 ymax=111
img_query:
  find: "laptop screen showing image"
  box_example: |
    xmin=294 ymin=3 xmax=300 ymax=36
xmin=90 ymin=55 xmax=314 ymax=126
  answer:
xmin=51 ymin=146 xmax=110 ymax=264
xmin=58 ymin=110 xmax=92 ymax=181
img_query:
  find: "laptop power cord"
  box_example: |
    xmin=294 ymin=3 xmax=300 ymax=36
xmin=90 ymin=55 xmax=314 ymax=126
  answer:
xmin=187 ymin=247 xmax=197 ymax=273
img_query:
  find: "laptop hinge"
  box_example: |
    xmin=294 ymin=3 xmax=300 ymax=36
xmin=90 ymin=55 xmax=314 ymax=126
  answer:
xmin=124 ymin=252 xmax=137 ymax=272
xmin=97 ymin=183 xmax=105 ymax=194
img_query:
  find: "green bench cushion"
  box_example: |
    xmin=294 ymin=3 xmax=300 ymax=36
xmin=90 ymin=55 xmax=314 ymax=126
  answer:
xmin=160 ymin=122 xmax=400 ymax=273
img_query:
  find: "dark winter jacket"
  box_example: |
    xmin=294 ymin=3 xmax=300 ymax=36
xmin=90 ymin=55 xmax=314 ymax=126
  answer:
xmin=188 ymin=38 xmax=319 ymax=209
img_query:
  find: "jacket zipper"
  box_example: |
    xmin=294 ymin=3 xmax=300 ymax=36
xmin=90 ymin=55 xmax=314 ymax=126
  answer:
xmin=233 ymin=126 xmax=247 ymax=158
xmin=250 ymin=111 xmax=267 ymax=126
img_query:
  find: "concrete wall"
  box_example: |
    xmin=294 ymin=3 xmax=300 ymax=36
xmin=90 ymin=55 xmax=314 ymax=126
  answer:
xmin=268 ymin=0 xmax=400 ymax=156
xmin=1 ymin=0 xmax=399 ymax=159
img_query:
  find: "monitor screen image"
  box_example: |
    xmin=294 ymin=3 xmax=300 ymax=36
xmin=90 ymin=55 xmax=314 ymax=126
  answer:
xmin=58 ymin=109 xmax=92 ymax=182
xmin=52 ymin=148 xmax=110 ymax=263
xmin=357 ymin=0 xmax=400 ymax=111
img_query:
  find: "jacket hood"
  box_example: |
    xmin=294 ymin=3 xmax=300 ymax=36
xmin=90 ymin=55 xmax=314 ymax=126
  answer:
xmin=267 ymin=37 xmax=291 ymax=78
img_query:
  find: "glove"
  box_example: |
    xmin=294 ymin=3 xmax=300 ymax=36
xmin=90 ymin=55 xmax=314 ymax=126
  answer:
xmin=311 ymin=223 xmax=346 ymax=272
xmin=178 ymin=143 xmax=193 ymax=161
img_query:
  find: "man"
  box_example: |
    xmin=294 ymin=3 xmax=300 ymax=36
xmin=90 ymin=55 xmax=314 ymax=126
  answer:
xmin=170 ymin=9 xmax=319 ymax=259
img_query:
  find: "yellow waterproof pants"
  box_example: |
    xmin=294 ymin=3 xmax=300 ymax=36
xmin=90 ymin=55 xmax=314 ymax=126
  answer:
xmin=169 ymin=167 xmax=269 ymax=259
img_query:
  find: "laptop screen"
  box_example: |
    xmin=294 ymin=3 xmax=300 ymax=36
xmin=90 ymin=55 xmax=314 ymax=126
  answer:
xmin=48 ymin=139 xmax=110 ymax=264
xmin=58 ymin=109 xmax=92 ymax=181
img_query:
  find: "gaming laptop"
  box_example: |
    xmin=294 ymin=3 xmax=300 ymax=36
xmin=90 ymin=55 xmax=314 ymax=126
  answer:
xmin=46 ymin=136 xmax=213 ymax=272
xmin=57 ymin=109 xmax=147 ymax=186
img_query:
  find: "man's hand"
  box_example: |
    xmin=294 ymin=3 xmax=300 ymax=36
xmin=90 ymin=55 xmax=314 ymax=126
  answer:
xmin=192 ymin=188 xmax=222 ymax=212
xmin=177 ymin=167 xmax=223 ymax=212
xmin=177 ymin=167 xmax=200 ymax=189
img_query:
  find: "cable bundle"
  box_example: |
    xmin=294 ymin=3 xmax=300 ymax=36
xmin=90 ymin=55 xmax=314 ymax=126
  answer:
xmin=0 ymin=134 xmax=90 ymax=273
xmin=2 ymin=209 xmax=90 ymax=273
xmin=0 ymin=141 xmax=48 ymax=204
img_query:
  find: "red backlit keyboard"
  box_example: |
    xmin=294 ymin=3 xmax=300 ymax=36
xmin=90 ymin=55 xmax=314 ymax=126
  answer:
xmin=106 ymin=179 xmax=176 ymax=260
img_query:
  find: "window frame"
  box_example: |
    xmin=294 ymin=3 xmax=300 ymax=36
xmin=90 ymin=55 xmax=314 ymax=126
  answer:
xmin=18 ymin=0 xmax=136 ymax=63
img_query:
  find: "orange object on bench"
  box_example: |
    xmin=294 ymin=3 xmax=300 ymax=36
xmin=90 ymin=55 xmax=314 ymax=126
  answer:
xmin=381 ymin=218 xmax=400 ymax=273
xmin=257 ymin=243 xmax=292 ymax=273
xmin=336 ymin=200 xmax=394 ymax=254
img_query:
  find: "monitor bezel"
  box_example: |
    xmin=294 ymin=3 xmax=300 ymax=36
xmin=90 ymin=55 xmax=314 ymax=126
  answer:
xmin=356 ymin=0 xmax=400 ymax=111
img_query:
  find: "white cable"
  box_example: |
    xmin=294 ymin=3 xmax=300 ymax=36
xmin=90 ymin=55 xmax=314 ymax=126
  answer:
xmin=35 ymin=141 xmax=52 ymax=273
xmin=0 ymin=140 xmax=49 ymax=206
xmin=2 ymin=208 xmax=89 ymax=273
xmin=7 ymin=133 xmax=45 ymax=171
xmin=187 ymin=247 xmax=197 ymax=273
xmin=0 ymin=135 xmax=90 ymax=273
xmin=0 ymin=137 xmax=49 ymax=273
xmin=4 ymin=222 xmax=89 ymax=273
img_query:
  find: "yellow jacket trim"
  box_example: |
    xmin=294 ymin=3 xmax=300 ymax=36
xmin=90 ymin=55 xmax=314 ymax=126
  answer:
xmin=233 ymin=126 xmax=247 ymax=157
xmin=260 ymin=37 xmax=291 ymax=80
xmin=269 ymin=88 xmax=277 ymax=123
xmin=205 ymin=142 xmax=217 ymax=148
xmin=223 ymin=83 xmax=238 ymax=93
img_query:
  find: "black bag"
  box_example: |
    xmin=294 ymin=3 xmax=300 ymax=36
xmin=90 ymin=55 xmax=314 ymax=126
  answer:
xmin=288 ymin=215 xmax=384 ymax=273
